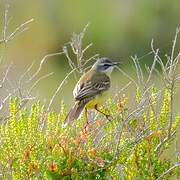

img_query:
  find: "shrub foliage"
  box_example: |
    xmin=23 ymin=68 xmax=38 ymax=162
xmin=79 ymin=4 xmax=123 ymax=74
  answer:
xmin=0 ymin=87 xmax=179 ymax=179
xmin=0 ymin=7 xmax=179 ymax=178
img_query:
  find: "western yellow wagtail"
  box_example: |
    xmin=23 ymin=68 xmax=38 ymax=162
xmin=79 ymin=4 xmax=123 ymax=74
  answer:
xmin=63 ymin=58 xmax=118 ymax=127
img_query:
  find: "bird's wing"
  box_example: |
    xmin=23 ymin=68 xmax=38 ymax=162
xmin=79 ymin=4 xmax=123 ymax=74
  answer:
xmin=74 ymin=73 xmax=110 ymax=101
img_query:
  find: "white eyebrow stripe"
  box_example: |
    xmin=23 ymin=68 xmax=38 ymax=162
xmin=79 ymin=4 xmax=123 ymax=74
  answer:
xmin=102 ymin=63 xmax=112 ymax=65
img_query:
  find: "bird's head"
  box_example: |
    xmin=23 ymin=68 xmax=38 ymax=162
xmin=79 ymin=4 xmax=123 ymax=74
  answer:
xmin=92 ymin=57 xmax=119 ymax=75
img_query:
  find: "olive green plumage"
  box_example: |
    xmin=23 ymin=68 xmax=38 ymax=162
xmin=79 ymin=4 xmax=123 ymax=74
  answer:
xmin=63 ymin=57 xmax=118 ymax=127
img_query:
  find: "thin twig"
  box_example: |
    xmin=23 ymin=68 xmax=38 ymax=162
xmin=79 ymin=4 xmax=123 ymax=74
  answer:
xmin=28 ymin=72 xmax=54 ymax=94
xmin=2 ymin=4 xmax=9 ymax=41
xmin=0 ymin=93 xmax=11 ymax=111
xmin=116 ymin=66 xmax=138 ymax=87
xmin=145 ymin=39 xmax=159 ymax=86
xmin=157 ymin=162 xmax=180 ymax=180
xmin=1 ymin=96 xmax=36 ymax=123
xmin=19 ymin=61 xmax=35 ymax=85
xmin=170 ymin=27 xmax=180 ymax=70
xmin=155 ymin=131 xmax=176 ymax=154
xmin=47 ymin=68 xmax=77 ymax=112
xmin=167 ymin=28 xmax=180 ymax=139
xmin=28 ymin=52 xmax=64 ymax=82
xmin=131 ymin=55 xmax=142 ymax=86
xmin=6 ymin=19 xmax=34 ymax=42
xmin=0 ymin=62 xmax=13 ymax=88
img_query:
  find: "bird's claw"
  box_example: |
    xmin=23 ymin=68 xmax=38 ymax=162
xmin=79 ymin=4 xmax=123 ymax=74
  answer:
xmin=106 ymin=114 xmax=113 ymax=121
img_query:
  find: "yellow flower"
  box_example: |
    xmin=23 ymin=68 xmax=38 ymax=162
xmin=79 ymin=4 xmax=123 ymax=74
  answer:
xmin=117 ymin=94 xmax=128 ymax=113
xmin=88 ymin=148 xmax=97 ymax=157
xmin=61 ymin=169 xmax=68 ymax=176
xmin=21 ymin=145 xmax=34 ymax=163
xmin=52 ymin=144 xmax=64 ymax=155
xmin=46 ymin=136 xmax=54 ymax=152
xmin=78 ymin=147 xmax=84 ymax=157
xmin=71 ymin=168 xmax=77 ymax=175
xmin=29 ymin=161 xmax=39 ymax=171
xmin=26 ymin=161 xmax=39 ymax=176
xmin=59 ymin=135 xmax=69 ymax=148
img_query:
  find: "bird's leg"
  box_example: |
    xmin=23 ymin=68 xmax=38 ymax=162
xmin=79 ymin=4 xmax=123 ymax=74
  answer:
xmin=83 ymin=107 xmax=90 ymax=133
xmin=84 ymin=107 xmax=89 ymax=125
xmin=94 ymin=104 xmax=113 ymax=121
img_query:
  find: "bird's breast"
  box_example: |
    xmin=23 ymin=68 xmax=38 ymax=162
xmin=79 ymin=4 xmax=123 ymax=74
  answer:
xmin=86 ymin=90 xmax=110 ymax=109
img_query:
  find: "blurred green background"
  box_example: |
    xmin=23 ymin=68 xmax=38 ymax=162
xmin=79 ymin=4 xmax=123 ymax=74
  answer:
xmin=0 ymin=0 xmax=179 ymax=110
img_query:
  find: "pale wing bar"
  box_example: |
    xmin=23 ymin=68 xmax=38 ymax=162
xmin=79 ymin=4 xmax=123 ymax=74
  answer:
xmin=75 ymin=81 xmax=110 ymax=101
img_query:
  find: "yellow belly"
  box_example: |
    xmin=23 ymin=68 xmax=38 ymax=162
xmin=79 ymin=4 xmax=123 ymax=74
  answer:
xmin=86 ymin=91 xmax=109 ymax=109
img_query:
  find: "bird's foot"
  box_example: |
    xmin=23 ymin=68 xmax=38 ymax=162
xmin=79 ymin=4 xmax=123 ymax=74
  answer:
xmin=83 ymin=121 xmax=90 ymax=134
xmin=105 ymin=114 xmax=113 ymax=121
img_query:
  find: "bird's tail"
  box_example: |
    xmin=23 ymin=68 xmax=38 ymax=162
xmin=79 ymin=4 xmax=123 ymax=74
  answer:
xmin=62 ymin=101 xmax=85 ymax=128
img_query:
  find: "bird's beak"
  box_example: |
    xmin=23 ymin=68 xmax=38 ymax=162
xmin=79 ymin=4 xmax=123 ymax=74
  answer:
xmin=112 ymin=62 xmax=120 ymax=67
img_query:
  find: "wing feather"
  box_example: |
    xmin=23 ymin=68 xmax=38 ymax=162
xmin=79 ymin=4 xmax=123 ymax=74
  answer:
xmin=74 ymin=72 xmax=110 ymax=101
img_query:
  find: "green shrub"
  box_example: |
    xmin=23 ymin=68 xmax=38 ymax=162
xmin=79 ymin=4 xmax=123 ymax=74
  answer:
xmin=0 ymin=7 xmax=179 ymax=178
xmin=0 ymin=87 xmax=179 ymax=179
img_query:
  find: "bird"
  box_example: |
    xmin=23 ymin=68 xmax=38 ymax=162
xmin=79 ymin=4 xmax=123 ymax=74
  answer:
xmin=63 ymin=57 xmax=119 ymax=127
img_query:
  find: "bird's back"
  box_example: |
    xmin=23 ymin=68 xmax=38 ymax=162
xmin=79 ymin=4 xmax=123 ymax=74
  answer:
xmin=73 ymin=70 xmax=110 ymax=101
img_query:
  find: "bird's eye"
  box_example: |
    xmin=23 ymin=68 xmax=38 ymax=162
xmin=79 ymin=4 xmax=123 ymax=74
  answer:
xmin=103 ymin=63 xmax=111 ymax=67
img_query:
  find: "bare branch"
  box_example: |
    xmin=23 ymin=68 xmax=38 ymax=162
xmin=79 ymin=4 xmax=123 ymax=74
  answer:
xmin=63 ymin=46 xmax=77 ymax=70
xmin=28 ymin=52 xmax=64 ymax=82
xmin=157 ymin=162 xmax=180 ymax=180
xmin=155 ymin=131 xmax=176 ymax=154
xmin=19 ymin=61 xmax=35 ymax=86
xmin=63 ymin=45 xmax=78 ymax=80
xmin=131 ymin=55 xmax=142 ymax=86
xmin=151 ymin=38 xmax=170 ymax=85
xmin=82 ymin=43 xmax=93 ymax=55
xmin=28 ymin=72 xmax=54 ymax=94
xmin=170 ymin=27 xmax=180 ymax=68
xmin=116 ymin=66 xmax=138 ymax=87
xmin=145 ymin=39 xmax=159 ymax=86
xmin=138 ymin=50 xmax=153 ymax=60
xmin=119 ymin=81 xmax=132 ymax=93
xmin=6 ymin=18 xmax=34 ymax=42
xmin=0 ymin=93 xmax=11 ymax=111
xmin=0 ymin=93 xmax=37 ymax=123
xmin=2 ymin=4 xmax=9 ymax=41
xmin=47 ymin=68 xmax=77 ymax=112
xmin=0 ymin=3 xmax=33 ymax=48
xmin=0 ymin=62 xmax=13 ymax=88
xmin=83 ymin=54 xmax=99 ymax=65
xmin=69 ymin=23 xmax=90 ymax=73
